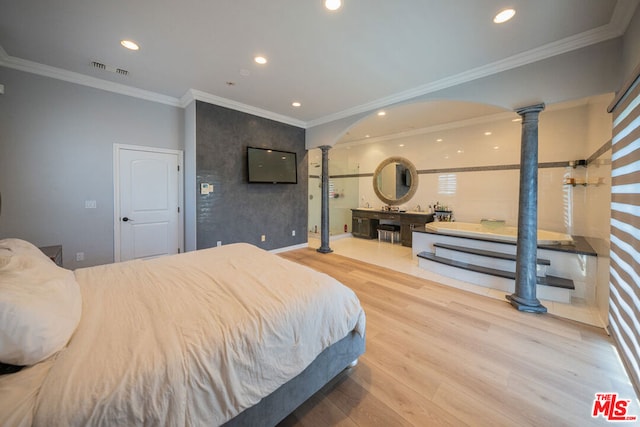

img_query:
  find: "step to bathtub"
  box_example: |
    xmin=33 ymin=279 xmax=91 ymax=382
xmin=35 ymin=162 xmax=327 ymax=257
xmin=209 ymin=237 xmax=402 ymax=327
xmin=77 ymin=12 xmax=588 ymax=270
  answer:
xmin=417 ymin=252 xmax=573 ymax=303
xmin=433 ymin=243 xmax=550 ymax=265
xmin=418 ymin=252 xmax=572 ymax=288
xmin=433 ymin=243 xmax=550 ymax=277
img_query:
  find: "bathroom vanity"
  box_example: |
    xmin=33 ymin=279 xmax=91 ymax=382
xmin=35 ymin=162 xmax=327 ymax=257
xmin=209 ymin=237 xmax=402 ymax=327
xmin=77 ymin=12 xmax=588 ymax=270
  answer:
xmin=351 ymin=209 xmax=434 ymax=247
xmin=352 ymin=156 xmax=434 ymax=247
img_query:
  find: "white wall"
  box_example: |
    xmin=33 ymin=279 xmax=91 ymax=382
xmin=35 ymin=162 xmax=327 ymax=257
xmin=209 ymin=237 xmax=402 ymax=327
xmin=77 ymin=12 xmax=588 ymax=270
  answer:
xmin=0 ymin=67 xmax=183 ymax=268
xmin=330 ymin=95 xmax=613 ymax=237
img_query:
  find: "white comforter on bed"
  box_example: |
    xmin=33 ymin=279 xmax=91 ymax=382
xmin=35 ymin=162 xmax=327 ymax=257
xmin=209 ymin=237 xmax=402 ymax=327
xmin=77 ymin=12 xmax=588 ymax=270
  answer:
xmin=0 ymin=243 xmax=365 ymax=426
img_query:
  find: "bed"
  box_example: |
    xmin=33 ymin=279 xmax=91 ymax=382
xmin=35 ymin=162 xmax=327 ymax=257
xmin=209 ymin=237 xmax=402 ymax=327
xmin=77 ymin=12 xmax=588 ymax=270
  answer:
xmin=0 ymin=238 xmax=365 ymax=426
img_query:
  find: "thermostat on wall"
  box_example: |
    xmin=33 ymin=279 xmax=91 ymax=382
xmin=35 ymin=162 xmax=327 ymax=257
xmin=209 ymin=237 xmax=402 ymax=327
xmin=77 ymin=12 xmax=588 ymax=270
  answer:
xmin=200 ymin=183 xmax=213 ymax=195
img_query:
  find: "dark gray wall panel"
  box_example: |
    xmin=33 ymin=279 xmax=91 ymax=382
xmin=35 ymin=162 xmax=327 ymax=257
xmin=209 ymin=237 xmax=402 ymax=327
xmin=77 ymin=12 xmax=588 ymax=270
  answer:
xmin=196 ymin=101 xmax=307 ymax=250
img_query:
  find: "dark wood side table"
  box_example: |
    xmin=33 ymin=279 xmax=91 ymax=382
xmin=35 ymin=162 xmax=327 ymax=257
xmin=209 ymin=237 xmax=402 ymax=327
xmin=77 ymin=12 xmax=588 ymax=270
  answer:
xmin=39 ymin=245 xmax=63 ymax=267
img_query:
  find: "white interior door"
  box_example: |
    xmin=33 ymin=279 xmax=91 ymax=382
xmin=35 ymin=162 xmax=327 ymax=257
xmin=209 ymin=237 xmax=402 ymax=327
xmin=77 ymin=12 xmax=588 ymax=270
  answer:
xmin=115 ymin=145 xmax=183 ymax=262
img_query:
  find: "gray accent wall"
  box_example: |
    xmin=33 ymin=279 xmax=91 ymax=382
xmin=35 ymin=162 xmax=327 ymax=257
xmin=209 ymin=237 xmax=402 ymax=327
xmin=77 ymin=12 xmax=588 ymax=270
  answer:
xmin=0 ymin=67 xmax=183 ymax=268
xmin=195 ymin=101 xmax=307 ymax=250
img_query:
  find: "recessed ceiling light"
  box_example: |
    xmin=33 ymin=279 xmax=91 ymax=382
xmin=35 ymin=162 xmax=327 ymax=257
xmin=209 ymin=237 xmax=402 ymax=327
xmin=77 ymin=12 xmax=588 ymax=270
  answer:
xmin=120 ymin=40 xmax=139 ymax=51
xmin=324 ymin=0 xmax=342 ymax=11
xmin=493 ymin=9 xmax=516 ymax=24
xmin=254 ymin=56 xmax=267 ymax=65
xmin=377 ymin=111 xmax=386 ymax=116
xmin=457 ymin=149 xmax=464 ymax=154
xmin=493 ymin=145 xmax=500 ymax=150
xmin=484 ymin=131 xmax=492 ymax=136
xmin=399 ymin=144 xmax=405 ymax=147
xmin=436 ymin=138 xmax=443 ymax=142
xmin=292 ymin=102 xmax=301 ymax=107
xmin=365 ymin=134 xmax=370 ymax=138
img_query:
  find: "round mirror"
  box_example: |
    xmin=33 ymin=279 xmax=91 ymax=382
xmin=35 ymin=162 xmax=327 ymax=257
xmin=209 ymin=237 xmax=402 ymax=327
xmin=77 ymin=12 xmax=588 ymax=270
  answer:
xmin=372 ymin=156 xmax=418 ymax=205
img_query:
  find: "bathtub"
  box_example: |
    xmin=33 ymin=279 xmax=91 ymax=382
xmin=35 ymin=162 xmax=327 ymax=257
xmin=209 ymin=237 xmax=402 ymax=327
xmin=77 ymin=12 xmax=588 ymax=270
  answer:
xmin=425 ymin=221 xmax=573 ymax=245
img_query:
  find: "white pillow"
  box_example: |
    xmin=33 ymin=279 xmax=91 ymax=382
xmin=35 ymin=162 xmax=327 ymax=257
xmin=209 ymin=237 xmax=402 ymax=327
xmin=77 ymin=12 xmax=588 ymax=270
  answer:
xmin=0 ymin=239 xmax=82 ymax=366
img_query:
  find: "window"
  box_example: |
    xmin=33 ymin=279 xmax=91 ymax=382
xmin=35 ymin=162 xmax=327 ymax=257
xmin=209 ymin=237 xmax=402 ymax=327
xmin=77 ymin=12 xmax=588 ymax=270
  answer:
xmin=608 ymin=70 xmax=640 ymax=392
xmin=438 ymin=174 xmax=457 ymax=195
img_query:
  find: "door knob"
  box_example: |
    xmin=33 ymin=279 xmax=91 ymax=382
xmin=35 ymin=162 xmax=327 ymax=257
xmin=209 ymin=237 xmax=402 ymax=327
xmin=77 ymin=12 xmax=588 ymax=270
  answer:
xmin=122 ymin=217 xmax=133 ymax=222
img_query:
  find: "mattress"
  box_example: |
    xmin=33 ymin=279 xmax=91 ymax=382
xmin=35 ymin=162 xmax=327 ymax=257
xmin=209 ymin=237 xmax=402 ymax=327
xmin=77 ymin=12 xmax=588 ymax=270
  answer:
xmin=0 ymin=243 xmax=365 ymax=426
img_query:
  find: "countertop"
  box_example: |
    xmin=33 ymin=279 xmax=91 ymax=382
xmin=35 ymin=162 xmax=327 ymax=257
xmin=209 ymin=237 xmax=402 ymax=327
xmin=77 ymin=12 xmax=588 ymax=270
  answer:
xmin=413 ymin=226 xmax=599 ymax=256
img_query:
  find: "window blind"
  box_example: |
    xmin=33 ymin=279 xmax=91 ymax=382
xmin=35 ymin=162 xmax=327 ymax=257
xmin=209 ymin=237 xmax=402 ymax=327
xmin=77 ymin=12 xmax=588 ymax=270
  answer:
xmin=608 ymin=67 xmax=640 ymax=393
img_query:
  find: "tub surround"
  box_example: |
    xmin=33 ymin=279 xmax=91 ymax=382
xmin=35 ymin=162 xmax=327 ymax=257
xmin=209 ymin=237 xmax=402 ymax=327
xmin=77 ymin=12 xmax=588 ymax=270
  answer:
xmin=413 ymin=227 xmax=597 ymax=304
xmin=413 ymin=227 xmax=597 ymax=256
xmin=425 ymin=221 xmax=573 ymax=245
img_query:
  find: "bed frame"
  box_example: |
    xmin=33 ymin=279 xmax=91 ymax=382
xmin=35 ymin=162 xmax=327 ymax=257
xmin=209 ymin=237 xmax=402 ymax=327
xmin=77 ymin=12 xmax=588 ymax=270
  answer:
xmin=223 ymin=331 xmax=365 ymax=426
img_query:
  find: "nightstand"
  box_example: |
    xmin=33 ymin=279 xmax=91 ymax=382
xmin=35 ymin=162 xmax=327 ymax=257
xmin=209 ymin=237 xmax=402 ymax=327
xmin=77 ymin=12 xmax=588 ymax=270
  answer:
xmin=39 ymin=245 xmax=63 ymax=267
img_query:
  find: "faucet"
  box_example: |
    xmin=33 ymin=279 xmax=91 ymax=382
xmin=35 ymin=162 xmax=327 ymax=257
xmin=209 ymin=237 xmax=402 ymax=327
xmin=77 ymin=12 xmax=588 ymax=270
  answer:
xmin=365 ymin=201 xmax=370 ymax=208
xmin=415 ymin=204 xmax=421 ymax=212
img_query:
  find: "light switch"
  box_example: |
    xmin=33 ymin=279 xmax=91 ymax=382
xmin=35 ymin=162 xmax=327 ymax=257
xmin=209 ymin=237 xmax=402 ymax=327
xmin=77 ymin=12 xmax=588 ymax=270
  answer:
xmin=200 ymin=183 xmax=213 ymax=195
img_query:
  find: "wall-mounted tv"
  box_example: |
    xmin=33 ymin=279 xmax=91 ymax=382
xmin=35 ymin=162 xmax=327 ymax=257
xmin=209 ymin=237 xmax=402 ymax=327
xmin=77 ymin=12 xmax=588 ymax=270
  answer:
xmin=247 ymin=147 xmax=298 ymax=184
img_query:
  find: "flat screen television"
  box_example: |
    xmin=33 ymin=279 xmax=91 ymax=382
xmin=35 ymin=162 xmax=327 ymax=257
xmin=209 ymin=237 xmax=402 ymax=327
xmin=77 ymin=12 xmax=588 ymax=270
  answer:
xmin=247 ymin=147 xmax=298 ymax=184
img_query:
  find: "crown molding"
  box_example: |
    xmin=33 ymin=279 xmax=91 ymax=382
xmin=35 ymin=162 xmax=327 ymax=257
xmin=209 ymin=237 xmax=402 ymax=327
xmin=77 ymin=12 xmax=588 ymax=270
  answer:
xmin=338 ymin=110 xmax=518 ymax=147
xmin=0 ymin=49 xmax=305 ymax=127
xmin=0 ymin=48 xmax=182 ymax=107
xmin=338 ymin=93 xmax=614 ymax=147
xmin=610 ymin=0 xmax=640 ymax=33
xmin=306 ymin=8 xmax=634 ymax=129
xmin=1 ymin=0 xmax=636 ymax=125
xmin=183 ymin=89 xmax=307 ymax=128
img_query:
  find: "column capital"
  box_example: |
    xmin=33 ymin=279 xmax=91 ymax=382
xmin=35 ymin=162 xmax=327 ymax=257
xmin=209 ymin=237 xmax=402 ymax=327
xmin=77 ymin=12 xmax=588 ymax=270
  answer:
xmin=319 ymin=145 xmax=332 ymax=152
xmin=515 ymin=103 xmax=545 ymax=118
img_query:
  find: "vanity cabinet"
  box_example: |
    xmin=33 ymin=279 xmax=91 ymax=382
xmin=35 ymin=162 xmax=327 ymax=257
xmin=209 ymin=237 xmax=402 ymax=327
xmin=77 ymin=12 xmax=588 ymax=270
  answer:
xmin=352 ymin=216 xmax=377 ymax=239
xmin=351 ymin=209 xmax=433 ymax=246
xmin=400 ymin=213 xmax=434 ymax=247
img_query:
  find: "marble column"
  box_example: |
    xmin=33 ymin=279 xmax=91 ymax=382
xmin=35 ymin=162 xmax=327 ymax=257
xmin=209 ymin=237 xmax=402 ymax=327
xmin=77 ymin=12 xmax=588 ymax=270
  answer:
xmin=507 ymin=103 xmax=547 ymax=313
xmin=317 ymin=145 xmax=333 ymax=254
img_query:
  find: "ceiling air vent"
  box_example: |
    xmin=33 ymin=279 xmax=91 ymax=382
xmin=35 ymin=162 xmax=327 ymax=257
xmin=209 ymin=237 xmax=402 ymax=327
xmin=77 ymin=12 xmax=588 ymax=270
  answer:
xmin=91 ymin=61 xmax=129 ymax=77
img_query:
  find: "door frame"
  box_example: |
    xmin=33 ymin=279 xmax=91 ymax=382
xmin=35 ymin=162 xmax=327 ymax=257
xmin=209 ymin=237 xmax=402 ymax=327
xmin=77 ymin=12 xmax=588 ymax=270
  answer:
xmin=113 ymin=143 xmax=184 ymax=262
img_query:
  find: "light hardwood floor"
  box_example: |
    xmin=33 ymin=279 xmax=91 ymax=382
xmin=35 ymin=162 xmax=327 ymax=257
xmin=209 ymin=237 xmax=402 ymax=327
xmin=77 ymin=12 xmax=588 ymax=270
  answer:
xmin=278 ymin=248 xmax=638 ymax=427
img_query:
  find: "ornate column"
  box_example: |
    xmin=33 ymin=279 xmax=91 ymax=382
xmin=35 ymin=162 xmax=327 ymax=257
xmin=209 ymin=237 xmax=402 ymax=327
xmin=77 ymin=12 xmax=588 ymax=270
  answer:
xmin=317 ymin=145 xmax=333 ymax=254
xmin=507 ymin=103 xmax=547 ymax=313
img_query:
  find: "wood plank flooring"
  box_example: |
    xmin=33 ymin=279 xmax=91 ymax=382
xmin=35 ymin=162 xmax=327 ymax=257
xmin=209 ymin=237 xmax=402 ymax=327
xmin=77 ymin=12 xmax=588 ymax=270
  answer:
xmin=277 ymin=248 xmax=638 ymax=427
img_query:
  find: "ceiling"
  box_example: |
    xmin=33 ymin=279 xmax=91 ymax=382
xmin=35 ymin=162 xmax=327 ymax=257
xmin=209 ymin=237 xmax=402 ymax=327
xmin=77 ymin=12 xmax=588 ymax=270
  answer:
xmin=337 ymin=100 xmax=508 ymax=144
xmin=0 ymin=0 xmax=637 ymax=128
